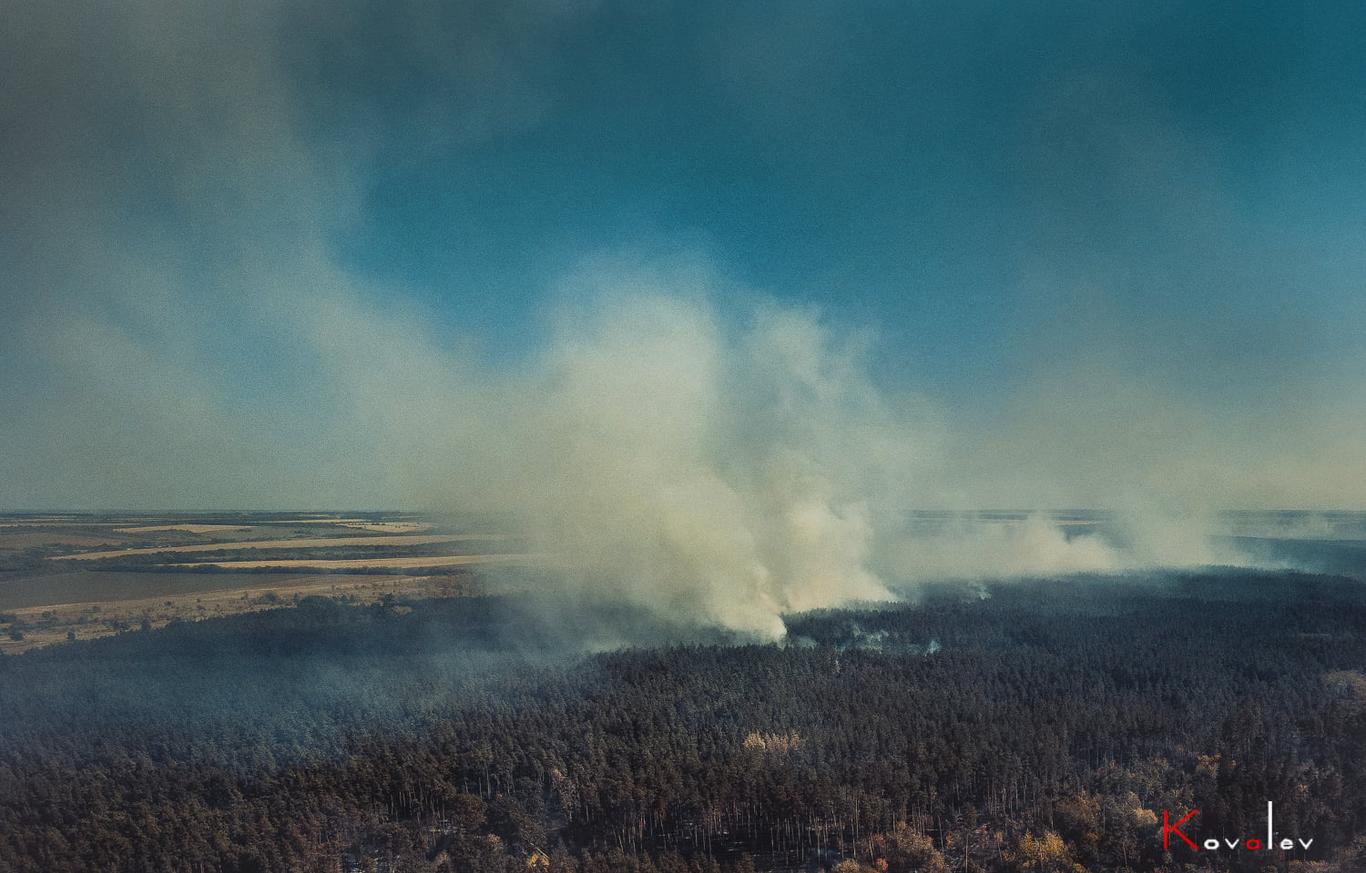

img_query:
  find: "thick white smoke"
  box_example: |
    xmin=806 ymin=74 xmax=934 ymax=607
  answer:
xmin=508 ymin=291 xmax=913 ymax=639
xmin=303 ymin=258 xmax=1245 ymax=640
xmin=313 ymin=268 xmax=927 ymax=640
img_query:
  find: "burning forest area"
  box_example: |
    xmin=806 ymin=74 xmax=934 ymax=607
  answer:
xmin=5 ymin=1 xmax=1366 ymax=871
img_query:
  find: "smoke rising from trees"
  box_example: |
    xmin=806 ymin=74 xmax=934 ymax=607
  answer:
xmin=2 ymin=0 xmax=1358 ymax=637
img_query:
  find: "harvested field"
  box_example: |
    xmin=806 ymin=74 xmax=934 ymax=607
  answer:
xmin=0 ymin=532 xmax=128 ymax=549
xmin=173 ymin=554 xmax=534 ymax=570
xmin=0 ymin=512 xmax=522 ymax=654
xmin=0 ymin=570 xmax=338 ymax=610
xmin=338 ymin=522 xmax=433 ymax=533
xmin=51 ymin=533 xmax=509 ymax=561
xmin=0 ymin=573 xmax=472 ymax=654
xmin=0 ymin=522 xmax=126 ymax=527
xmin=257 ymin=518 xmax=370 ymax=524
xmin=115 ymin=524 xmax=254 ymax=534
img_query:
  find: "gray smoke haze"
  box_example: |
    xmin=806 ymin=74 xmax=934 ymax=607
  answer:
xmin=2 ymin=1 xmax=1363 ymax=638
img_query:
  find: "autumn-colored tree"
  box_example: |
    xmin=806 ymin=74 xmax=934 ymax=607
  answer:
xmin=872 ymin=823 xmax=947 ymax=873
xmin=1015 ymin=831 xmax=1084 ymax=873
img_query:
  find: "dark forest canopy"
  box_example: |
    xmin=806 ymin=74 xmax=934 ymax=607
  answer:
xmin=2 ymin=572 xmax=1365 ymax=873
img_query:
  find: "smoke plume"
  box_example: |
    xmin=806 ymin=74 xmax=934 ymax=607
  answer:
xmin=308 ymin=262 xmax=1252 ymax=639
xmin=3 ymin=0 xmax=1357 ymax=640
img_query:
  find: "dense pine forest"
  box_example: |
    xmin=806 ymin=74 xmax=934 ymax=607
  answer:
xmin=2 ymin=572 xmax=1365 ymax=873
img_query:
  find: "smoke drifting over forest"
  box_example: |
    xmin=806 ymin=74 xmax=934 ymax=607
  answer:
xmin=3 ymin=1 xmax=1363 ymax=637
xmin=319 ymin=276 xmax=1260 ymax=640
xmin=9 ymin=5 xmax=1366 ymax=872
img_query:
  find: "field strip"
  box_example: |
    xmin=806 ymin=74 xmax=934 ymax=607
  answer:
xmin=114 ymin=524 xmax=255 ymax=533
xmin=337 ymin=522 xmax=433 ymax=532
xmin=0 ymin=522 xmax=128 ymax=527
xmin=52 ymin=533 xmax=511 ymax=560
xmin=5 ymin=576 xmax=414 ymax=616
xmin=257 ymin=518 xmax=369 ymax=524
xmin=168 ymin=553 xmax=537 ymax=570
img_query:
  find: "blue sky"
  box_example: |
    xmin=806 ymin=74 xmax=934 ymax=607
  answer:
xmin=2 ymin=1 xmax=1365 ymax=509
xmin=331 ymin=1 xmax=1366 ymax=372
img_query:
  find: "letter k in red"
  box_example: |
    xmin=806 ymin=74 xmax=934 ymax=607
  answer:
xmin=1163 ymin=809 xmax=1199 ymax=851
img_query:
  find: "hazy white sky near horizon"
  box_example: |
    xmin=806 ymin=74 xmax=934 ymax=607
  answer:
xmin=2 ymin=0 xmax=1365 ymax=513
